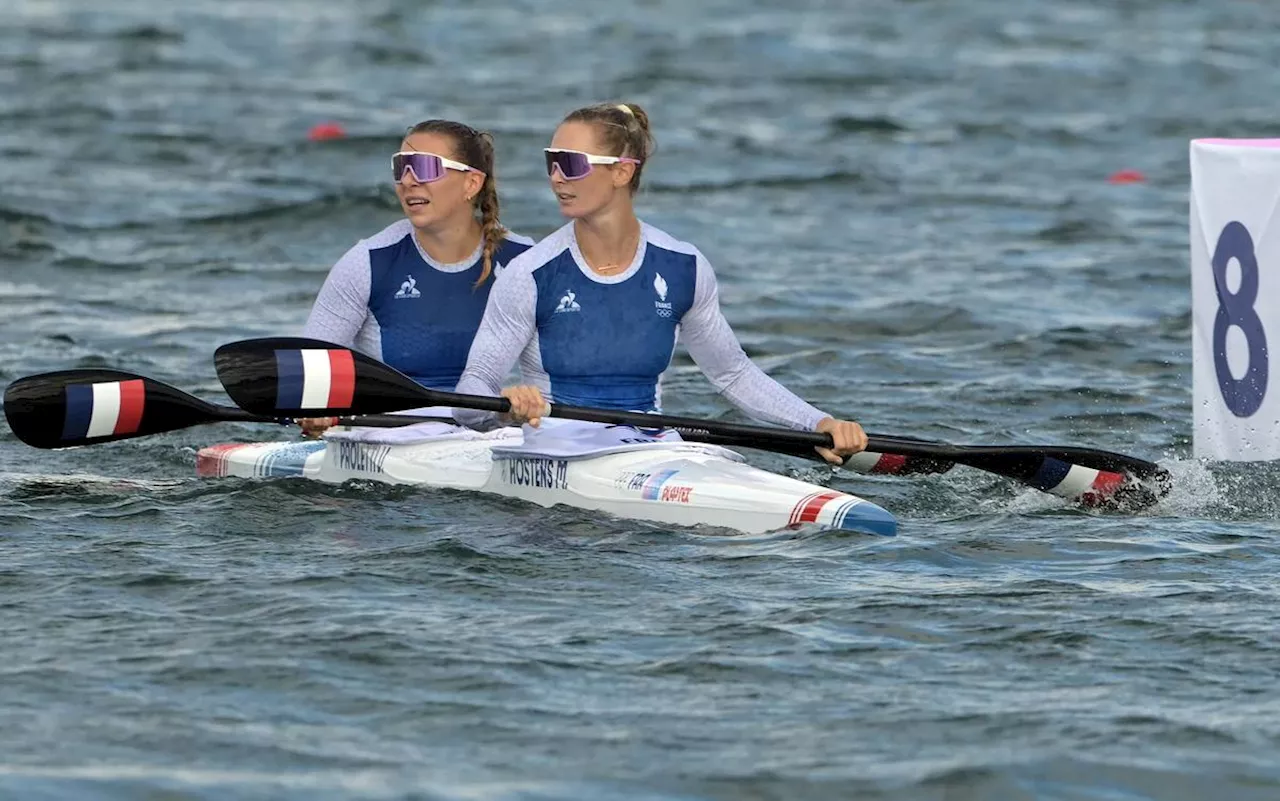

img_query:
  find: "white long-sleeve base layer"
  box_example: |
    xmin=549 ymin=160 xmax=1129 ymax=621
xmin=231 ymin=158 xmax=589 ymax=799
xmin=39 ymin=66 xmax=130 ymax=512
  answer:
xmin=455 ymin=221 xmax=829 ymax=433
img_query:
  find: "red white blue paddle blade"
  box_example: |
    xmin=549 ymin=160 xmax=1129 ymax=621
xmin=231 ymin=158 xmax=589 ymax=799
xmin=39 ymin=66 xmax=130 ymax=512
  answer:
xmin=976 ymin=452 xmax=1169 ymax=511
xmin=214 ymin=337 xmax=431 ymax=417
xmin=866 ymin=434 xmax=1171 ymax=510
xmin=3 ymin=370 xmax=226 ymax=449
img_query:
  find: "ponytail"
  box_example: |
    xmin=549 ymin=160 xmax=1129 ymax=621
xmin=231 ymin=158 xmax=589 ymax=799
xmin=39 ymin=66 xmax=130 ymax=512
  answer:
xmin=562 ymin=102 xmax=655 ymax=193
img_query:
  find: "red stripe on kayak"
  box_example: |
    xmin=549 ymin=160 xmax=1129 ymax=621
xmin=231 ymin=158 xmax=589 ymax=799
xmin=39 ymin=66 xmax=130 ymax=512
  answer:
xmin=789 ymin=492 xmax=818 ymax=526
xmin=327 ymin=349 xmax=355 ymax=409
xmin=113 ymin=379 xmax=146 ymax=435
xmin=871 ymin=453 xmax=908 ymax=474
xmin=796 ymin=491 xmax=842 ymax=524
xmin=196 ymin=443 xmax=248 ymax=477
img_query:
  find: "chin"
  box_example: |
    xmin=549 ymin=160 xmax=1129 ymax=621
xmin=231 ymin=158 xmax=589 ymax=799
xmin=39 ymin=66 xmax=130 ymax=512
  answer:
xmin=558 ymin=201 xmax=599 ymax=219
xmin=404 ymin=209 xmax=439 ymax=228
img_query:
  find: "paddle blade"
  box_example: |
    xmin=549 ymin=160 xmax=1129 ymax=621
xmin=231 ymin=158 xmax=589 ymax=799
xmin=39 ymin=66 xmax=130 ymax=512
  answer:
xmin=865 ymin=434 xmax=1170 ymax=511
xmin=4 ymin=370 xmax=228 ymax=449
xmin=1106 ymin=469 xmax=1173 ymax=511
xmin=1043 ymin=458 xmax=1171 ymax=512
xmin=974 ymin=447 xmax=1171 ymax=511
xmin=215 ymin=337 xmax=431 ymax=417
xmin=962 ymin=451 xmax=1169 ymax=511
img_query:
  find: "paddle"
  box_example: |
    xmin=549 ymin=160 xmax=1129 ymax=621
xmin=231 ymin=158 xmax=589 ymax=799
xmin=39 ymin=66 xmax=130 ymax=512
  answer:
xmin=2 ymin=369 xmax=455 ymax=449
xmin=213 ymin=337 xmax=1171 ymax=510
xmin=1 ymin=368 xmax=948 ymax=479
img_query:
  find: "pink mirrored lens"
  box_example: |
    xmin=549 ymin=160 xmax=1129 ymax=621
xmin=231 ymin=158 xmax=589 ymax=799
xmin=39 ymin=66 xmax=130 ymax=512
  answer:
xmin=393 ymin=153 xmax=446 ymax=182
xmin=544 ymin=151 xmax=593 ymax=180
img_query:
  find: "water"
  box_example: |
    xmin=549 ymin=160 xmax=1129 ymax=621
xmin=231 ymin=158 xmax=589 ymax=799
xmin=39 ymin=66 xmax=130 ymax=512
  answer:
xmin=3 ymin=0 xmax=1280 ymax=798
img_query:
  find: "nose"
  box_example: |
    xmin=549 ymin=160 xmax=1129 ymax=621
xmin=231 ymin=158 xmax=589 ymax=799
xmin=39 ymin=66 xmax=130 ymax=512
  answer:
xmin=549 ymin=163 xmax=569 ymax=184
xmin=398 ymin=166 xmax=423 ymax=186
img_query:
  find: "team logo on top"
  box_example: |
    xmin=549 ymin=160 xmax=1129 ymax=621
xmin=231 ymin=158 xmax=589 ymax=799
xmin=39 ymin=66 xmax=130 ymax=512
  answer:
xmin=653 ymin=273 xmax=673 ymax=317
xmin=394 ymin=275 xmax=421 ymax=299
xmin=555 ymin=289 xmax=581 ymax=314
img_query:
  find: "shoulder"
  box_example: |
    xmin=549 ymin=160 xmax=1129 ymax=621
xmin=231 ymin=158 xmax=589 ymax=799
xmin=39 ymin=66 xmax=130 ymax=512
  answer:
xmin=330 ymin=220 xmax=411 ymax=272
xmin=505 ymin=222 xmax=575 ymax=276
xmin=641 ymin=222 xmax=710 ymax=295
xmin=360 ymin=218 xmax=416 ymax=252
xmin=329 ymin=219 xmax=415 ymax=282
xmin=493 ymin=229 xmax=536 ymax=266
xmin=641 ymin=221 xmax=706 ymax=262
xmin=500 ymin=229 xmax=536 ymax=248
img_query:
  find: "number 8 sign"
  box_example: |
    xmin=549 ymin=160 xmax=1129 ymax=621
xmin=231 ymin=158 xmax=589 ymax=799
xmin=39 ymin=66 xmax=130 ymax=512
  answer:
xmin=1191 ymin=138 xmax=1280 ymax=461
xmin=1211 ymin=221 xmax=1268 ymax=417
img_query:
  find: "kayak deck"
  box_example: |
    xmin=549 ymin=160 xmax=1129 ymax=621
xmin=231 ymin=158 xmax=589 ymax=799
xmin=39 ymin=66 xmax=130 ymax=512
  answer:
xmin=196 ymin=436 xmax=897 ymax=536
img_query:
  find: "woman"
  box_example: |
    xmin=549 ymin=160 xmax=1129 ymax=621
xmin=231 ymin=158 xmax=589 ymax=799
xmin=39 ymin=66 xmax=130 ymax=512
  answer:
xmin=299 ymin=119 xmax=534 ymax=437
xmin=454 ymin=103 xmax=866 ymax=464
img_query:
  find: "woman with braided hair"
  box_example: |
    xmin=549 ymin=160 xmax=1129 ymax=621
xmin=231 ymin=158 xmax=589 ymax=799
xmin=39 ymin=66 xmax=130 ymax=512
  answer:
xmin=456 ymin=103 xmax=868 ymax=464
xmin=299 ymin=119 xmax=534 ymax=437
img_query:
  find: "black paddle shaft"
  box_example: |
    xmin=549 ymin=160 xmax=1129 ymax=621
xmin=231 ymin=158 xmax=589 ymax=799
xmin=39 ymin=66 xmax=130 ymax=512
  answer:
xmin=213 ymin=336 xmax=1171 ymax=509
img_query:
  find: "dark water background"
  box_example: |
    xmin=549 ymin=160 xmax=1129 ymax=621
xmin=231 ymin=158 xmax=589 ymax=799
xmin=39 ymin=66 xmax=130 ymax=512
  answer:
xmin=3 ymin=1 xmax=1279 ymax=798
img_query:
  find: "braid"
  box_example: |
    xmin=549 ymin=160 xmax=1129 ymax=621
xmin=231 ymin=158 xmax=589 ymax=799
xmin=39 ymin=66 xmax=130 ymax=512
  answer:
xmin=404 ymin=120 xmax=505 ymax=286
xmin=475 ymin=165 xmax=506 ymax=287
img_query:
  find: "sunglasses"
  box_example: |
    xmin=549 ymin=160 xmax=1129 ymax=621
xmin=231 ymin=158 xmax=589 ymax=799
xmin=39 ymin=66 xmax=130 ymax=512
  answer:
xmin=544 ymin=148 xmax=642 ymax=181
xmin=391 ymin=151 xmax=479 ymax=183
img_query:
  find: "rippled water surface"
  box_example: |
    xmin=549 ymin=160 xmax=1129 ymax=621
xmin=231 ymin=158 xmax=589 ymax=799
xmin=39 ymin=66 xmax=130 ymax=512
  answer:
xmin=3 ymin=1 xmax=1280 ymax=799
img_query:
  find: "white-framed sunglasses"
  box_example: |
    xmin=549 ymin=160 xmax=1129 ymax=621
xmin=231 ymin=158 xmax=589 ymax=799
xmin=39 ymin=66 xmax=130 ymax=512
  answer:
xmin=391 ymin=151 xmax=480 ymax=183
xmin=544 ymin=148 xmax=642 ymax=180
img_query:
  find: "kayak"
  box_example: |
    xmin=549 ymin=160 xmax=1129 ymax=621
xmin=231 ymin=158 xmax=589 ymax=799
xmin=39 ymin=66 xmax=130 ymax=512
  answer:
xmin=195 ymin=429 xmax=897 ymax=536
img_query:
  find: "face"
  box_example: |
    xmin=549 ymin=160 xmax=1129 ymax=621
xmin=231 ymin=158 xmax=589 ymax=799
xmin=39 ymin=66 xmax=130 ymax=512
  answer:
xmin=547 ymin=121 xmax=635 ymax=218
xmin=395 ymin=131 xmax=485 ymax=231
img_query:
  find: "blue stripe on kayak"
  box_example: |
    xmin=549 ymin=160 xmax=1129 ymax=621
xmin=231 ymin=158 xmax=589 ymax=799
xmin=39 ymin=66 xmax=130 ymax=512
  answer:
xmin=260 ymin=444 xmax=285 ymax=477
xmin=833 ymin=497 xmax=897 ymax=537
xmin=62 ymin=383 xmax=93 ymax=441
xmin=832 ymin=499 xmax=854 ymax=528
xmin=254 ymin=447 xmax=275 ymax=478
xmin=253 ymin=442 xmax=323 ymax=478
xmin=275 ymin=349 xmax=305 ymax=410
xmin=1029 ymin=457 xmax=1072 ymax=491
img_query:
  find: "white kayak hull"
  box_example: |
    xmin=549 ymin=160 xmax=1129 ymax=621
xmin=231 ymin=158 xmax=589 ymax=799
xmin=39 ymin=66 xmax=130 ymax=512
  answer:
xmin=196 ymin=432 xmax=897 ymax=536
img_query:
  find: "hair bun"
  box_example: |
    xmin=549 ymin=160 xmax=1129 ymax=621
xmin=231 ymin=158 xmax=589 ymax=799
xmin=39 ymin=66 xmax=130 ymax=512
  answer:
xmin=561 ymin=102 xmax=654 ymax=192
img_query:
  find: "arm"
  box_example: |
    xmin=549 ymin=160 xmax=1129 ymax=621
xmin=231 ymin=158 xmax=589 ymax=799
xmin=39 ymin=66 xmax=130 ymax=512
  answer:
xmin=679 ymin=252 xmax=829 ymax=431
xmin=301 ymin=243 xmax=371 ymax=348
xmin=454 ymin=264 xmax=540 ymax=430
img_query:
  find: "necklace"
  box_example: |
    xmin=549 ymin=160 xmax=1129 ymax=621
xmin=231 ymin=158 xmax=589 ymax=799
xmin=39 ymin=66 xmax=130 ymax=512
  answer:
xmin=588 ymin=228 xmax=640 ymax=275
